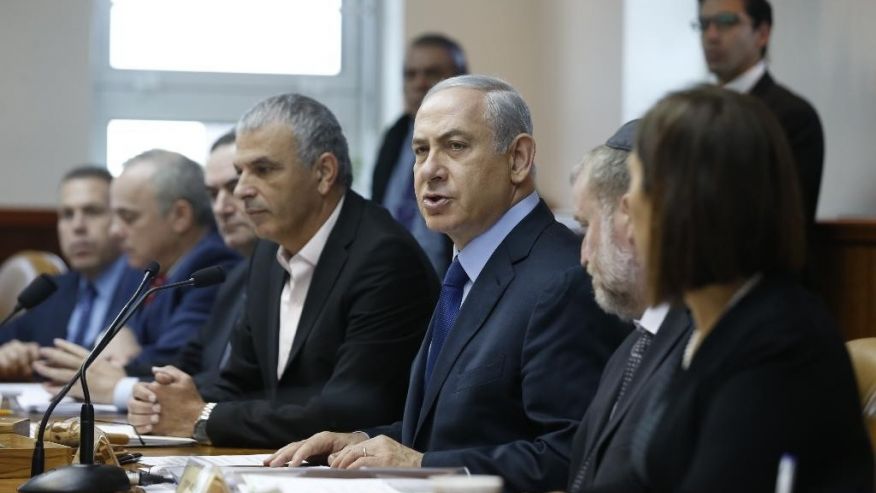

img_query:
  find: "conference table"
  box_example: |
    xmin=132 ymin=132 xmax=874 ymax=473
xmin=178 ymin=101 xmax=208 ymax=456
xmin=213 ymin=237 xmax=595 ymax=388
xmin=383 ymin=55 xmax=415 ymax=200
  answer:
xmin=0 ymin=410 xmax=273 ymax=493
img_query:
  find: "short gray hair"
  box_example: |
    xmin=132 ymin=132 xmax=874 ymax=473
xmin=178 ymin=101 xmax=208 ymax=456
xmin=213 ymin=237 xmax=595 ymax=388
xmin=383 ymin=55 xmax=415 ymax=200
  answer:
xmin=123 ymin=149 xmax=214 ymax=227
xmin=424 ymin=75 xmax=533 ymax=153
xmin=236 ymin=93 xmax=353 ymax=187
xmin=573 ymin=145 xmax=630 ymax=214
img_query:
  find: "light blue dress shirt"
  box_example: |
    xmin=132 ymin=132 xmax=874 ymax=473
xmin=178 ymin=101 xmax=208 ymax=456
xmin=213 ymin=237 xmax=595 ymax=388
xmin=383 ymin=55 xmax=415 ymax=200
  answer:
xmin=65 ymin=256 xmax=127 ymax=348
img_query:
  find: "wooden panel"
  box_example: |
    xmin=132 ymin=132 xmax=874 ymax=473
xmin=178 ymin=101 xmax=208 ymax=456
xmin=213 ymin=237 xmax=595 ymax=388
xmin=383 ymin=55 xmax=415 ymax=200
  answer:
xmin=812 ymin=219 xmax=876 ymax=341
xmin=0 ymin=209 xmax=60 ymax=264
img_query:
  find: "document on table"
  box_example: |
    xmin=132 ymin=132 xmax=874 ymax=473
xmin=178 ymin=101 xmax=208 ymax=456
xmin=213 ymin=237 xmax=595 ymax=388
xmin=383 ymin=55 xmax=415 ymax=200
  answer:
xmin=95 ymin=423 xmax=196 ymax=447
xmin=239 ymin=476 xmax=427 ymax=493
xmin=0 ymin=383 xmax=118 ymax=415
xmin=143 ymin=453 xmax=272 ymax=470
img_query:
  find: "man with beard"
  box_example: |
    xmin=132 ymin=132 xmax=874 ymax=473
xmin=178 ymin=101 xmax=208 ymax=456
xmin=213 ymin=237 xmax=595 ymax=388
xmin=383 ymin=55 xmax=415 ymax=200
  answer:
xmin=566 ymin=121 xmax=693 ymax=493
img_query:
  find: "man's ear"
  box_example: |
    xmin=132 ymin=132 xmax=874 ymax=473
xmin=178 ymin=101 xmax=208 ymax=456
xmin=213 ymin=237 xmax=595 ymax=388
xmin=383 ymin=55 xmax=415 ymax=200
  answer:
xmin=508 ymin=134 xmax=536 ymax=185
xmin=754 ymin=22 xmax=771 ymax=52
xmin=619 ymin=194 xmax=634 ymax=242
xmin=169 ymin=199 xmax=195 ymax=233
xmin=313 ymin=152 xmax=340 ymax=195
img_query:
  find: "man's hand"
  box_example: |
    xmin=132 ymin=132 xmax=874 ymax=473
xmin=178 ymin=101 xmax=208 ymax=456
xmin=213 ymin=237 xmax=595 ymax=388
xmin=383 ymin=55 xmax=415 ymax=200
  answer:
xmin=102 ymin=327 xmax=141 ymax=367
xmin=129 ymin=365 xmax=204 ymax=437
xmin=0 ymin=340 xmax=40 ymax=381
xmin=33 ymin=339 xmax=126 ymax=403
xmin=329 ymin=435 xmax=423 ymax=469
xmin=128 ymin=381 xmax=160 ymax=434
xmin=264 ymin=431 xmax=368 ymax=467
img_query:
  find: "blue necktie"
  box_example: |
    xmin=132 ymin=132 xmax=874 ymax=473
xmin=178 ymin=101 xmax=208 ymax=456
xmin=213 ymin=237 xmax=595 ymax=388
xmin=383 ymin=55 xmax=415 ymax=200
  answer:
xmin=424 ymin=258 xmax=468 ymax=386
xmin=71 ymin=282 xmax=97 ymax=347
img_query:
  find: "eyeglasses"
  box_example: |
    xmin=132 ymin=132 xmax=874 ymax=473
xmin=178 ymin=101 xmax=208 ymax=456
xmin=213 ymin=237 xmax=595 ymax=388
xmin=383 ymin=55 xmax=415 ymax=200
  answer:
xmin=691 ymin=12 xmax=744 ymax=32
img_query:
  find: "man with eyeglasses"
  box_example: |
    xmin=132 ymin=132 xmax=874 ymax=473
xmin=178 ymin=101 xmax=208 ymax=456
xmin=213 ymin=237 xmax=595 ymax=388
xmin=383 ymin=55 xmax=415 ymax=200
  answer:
xmin=695 ymin=0 xmax=824 ymax=224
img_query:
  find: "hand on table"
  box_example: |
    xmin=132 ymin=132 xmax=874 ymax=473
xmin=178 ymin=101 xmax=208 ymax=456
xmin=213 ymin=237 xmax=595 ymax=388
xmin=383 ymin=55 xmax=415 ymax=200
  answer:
xmin=265 ymin=431 xmax=422 ymax=469
xmin=0 ymin=340 xmax=40 ymax=380
xmin=33 ymin=338 xmax=126 ymax=403
xmin=127 ymin=365 xmax=203 ymax=437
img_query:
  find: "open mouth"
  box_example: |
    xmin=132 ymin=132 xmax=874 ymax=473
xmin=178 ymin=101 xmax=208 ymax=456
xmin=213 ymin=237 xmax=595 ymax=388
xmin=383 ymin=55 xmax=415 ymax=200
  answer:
xmin=422 ymin=193 xmax=450 ymax=210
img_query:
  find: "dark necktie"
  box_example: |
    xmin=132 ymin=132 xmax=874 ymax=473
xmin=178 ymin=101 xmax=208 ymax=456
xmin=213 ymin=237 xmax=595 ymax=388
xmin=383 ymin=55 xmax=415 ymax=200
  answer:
xmin=424 ymin=258 xmax=468 ymax=387
xmin=612 ymin=325 xmax=654 ymax=417
xmin=569 ymin=325 xmax=654 ymax=492
xmin=71 ymin=282 xmax=97 ymax=347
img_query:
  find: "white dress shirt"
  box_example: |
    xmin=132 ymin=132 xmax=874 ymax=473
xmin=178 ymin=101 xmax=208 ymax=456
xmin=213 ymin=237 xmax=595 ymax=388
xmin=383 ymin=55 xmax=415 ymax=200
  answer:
xmin=274 ymin=196 xmax=345 ymax=378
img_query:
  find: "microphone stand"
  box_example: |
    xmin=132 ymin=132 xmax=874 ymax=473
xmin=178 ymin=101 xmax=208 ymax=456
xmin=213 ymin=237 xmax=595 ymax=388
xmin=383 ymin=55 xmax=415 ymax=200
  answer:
xmin=21 ymin=265 xmax=225 ymax=493
xmin=20 ymin=264 xmax=158 ymax=493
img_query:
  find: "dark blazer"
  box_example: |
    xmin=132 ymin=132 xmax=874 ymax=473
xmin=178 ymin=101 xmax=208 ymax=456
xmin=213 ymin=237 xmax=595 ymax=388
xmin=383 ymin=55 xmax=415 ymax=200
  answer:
xmin=0 ymin=262 xmax=141 ymax=348
xmin=201 ymin=191 xmax=439 ymax=448
xmin=751 ymin=72 xmax=824 ymax=223
xmin=638 ymin=276 xmax=872 ymax=493
xmin=176 ymin=260 xmax=249 ymax=390
xmin=568 ymin=307 xmax=691 ymax=493
xmin=371 ymin=113 xmax=452 ymax=271
xmin=371 ymin=114 xmax=412 ymax=205
xmin=125 ymin=230 xmax=241 ymax=376
xmin=367 ymin=201 xmax=629 ymax=493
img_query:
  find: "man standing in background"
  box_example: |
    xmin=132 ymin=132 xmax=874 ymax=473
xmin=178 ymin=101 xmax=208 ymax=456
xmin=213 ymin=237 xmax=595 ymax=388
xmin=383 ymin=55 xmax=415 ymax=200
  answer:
xmin=696 ymin=0 xmax=824 ymax=222
xmin=371 ymin=33 xmax=468 ymax=275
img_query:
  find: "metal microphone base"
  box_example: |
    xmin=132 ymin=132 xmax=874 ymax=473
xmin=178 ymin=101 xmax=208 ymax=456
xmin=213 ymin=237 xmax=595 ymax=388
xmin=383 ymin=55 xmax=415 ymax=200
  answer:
xmin=18 ymin=464 xmax=129 ymax=493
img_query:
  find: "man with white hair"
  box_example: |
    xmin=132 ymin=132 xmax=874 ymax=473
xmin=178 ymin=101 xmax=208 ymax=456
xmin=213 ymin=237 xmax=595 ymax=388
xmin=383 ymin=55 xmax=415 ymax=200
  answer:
xmin=567 ymin=121 xmax=692 ymax=493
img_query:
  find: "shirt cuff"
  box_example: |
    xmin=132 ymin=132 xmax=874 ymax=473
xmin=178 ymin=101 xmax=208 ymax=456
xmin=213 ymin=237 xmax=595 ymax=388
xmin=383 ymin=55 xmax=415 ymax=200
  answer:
xmin=112 ymin=376 xmax=140 ymax=410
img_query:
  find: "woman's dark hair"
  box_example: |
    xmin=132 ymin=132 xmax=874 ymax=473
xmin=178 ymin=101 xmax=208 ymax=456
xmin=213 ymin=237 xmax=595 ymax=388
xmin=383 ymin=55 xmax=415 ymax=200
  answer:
xmin=635 ymin=84 xmax=804 ymax=303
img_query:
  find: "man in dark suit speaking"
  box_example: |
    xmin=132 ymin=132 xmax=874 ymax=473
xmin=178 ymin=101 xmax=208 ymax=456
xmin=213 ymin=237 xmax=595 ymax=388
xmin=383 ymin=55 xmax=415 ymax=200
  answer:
xmin=696 ymin=0 xmax=824 ymax=222
xmin=127 ymin=94 xmax=439 ymax=448
xmin=566 ymin=121 xmax=692 ymax=493
xmin=265 ymin=76 xmax=627 ymax=493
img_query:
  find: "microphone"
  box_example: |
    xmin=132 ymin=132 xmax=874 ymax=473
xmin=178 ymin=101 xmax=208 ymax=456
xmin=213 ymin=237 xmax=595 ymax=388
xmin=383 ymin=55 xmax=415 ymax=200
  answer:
xmin=28 ymin=261 xmax=158 ymax=480
xmin=23 ymin=264 xmax=226 ymax=493
xmin=0 ymin=274 xmax=57 ymax=327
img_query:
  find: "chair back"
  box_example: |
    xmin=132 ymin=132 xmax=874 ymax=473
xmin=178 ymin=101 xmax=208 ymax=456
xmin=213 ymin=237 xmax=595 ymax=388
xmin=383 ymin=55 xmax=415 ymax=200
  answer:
xmin=0 ymin=250 xmax=67 ymax=320
xmin=846 ymin=337 xmax=876 ymax=450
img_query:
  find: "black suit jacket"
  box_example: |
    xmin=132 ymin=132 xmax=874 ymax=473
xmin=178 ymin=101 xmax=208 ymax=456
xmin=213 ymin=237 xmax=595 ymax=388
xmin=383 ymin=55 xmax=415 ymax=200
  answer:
xmin=568 ymin=307 xmax=691 ymax=493
xmin=367 ymin=201 xmax=629 ymax=493
xmin=371 ymin=114 xmax=412 ymax=205
xmin=638 ymin=276 xmax=872 ymax=493
xmin=371 ymin=113 xmax=452 ymax=271
xmin=176 ymin=260 xmax=249 ymax=390
xmin=201 ymin=191 xmax=439 ymax=447
xmin=751 ymin=72 xmax=824 ymax=223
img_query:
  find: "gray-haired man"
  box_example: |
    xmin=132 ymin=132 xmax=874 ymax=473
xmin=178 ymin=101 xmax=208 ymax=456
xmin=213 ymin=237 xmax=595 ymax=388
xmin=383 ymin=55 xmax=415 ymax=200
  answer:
xmin=265 ymin=76 xmax=626 ymax=493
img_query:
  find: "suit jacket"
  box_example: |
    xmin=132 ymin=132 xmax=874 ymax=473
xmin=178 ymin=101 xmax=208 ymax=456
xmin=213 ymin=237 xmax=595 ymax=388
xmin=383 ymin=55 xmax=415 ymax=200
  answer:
xmin=201 ymin=191 xmax=439 ymax=448
xmin=638 ymin=276 xmax=872 ymax=493
xmin=371 ymin=114 xmax=412 ymax=205
xmin=568 ymin=307 xmax=691 ymax=493
xmin=367 ymin=201 xmax=629 ymax=493
xmin=371 ymin=113 xmax=452 ymax=270
xmin=751 ymin=72 xmax=824 ymax=223
xmin=176 ymin=260 xmax=249 ymax=390
xmin=125 ymin=230 xmax=241 ymax=376
xmin=0 ymin=262 xmax=141 ymax=348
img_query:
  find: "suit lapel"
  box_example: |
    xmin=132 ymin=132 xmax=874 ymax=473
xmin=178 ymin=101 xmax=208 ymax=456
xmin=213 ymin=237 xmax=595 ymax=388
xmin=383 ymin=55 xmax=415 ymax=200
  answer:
xmin=590 ymin=307 xmax=691 ymax=461
xmin=277 ymin=192 xmax=360 ymax=379
xmin=264 ymin=259 xmax=286 ymax=387
xmin=412 ymin=201 xmax=554 ymax=441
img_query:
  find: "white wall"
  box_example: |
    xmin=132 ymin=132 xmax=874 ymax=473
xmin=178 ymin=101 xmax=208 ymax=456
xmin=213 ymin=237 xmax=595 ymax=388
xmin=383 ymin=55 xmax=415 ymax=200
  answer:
xmin=0 ymin=0 xmax=93 ymax=208
xmin=1 ymin=0 xmax=873 ymax=218
xmin=770 ymin=0 xmax=876 ymax=218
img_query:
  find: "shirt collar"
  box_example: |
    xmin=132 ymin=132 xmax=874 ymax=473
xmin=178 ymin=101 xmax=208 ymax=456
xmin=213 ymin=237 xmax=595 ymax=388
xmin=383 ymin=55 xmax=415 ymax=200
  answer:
xmin=276 ymin=195 xmax=345 ymax=273
xmin=81 ymin=256 xmax=127 ymax=297
xmin=455 ymin=192 xmax=540 ymax=284
xmin=636 ymin=303 xmax=670 ymax=335
xmin=721 ymin=59 xmax=767 ymax=94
